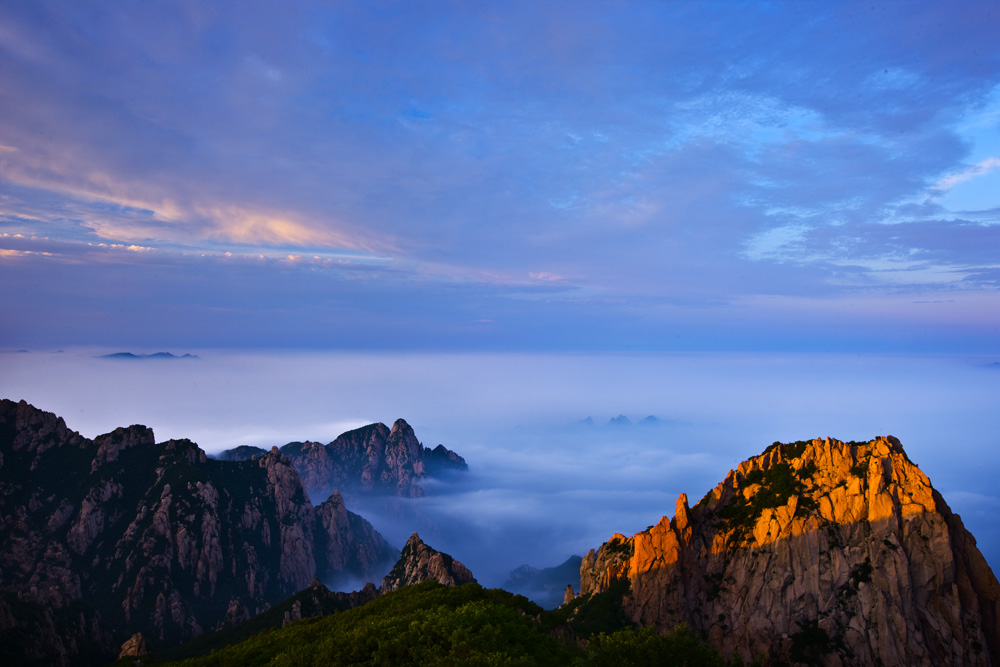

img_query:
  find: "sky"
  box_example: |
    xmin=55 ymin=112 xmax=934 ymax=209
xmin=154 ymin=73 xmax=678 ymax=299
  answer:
xmin=1 ymin=1 xmax=999 ymax=353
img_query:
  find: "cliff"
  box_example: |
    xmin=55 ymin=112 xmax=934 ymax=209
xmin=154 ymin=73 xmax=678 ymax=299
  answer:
xmin=218 ymin=420 xmax=467 ymax=501
xmin=580 ymin=436 xmax=1000 ymax=666
xmin=0 ymin=399 xmax=395 ymax=666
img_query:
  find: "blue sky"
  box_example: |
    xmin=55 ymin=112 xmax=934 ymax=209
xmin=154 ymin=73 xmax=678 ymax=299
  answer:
xmin=1 ymin=1 xmax=999 ymax=352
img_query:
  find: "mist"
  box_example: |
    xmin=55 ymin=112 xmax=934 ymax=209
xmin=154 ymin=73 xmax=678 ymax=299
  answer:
xmin=2 ymin=348 xmax=998 ymax=591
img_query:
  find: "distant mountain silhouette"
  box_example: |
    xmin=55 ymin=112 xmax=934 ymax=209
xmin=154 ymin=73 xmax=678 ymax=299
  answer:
xmin=503 ymin=555 xmax=582 ymax=609
xmin=100 ymin=351 xmax=200 ymax=360
xmin=575 ymin=415 xmax=676 ymax=430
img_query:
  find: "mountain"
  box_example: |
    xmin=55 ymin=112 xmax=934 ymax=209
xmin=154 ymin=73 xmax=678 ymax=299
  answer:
xmin=144 ymin=581 xmax=586 ymax=667
xmin=379 ymin=532 xmax=475 ymax=593
xmin=607 ymin=414 xmax=632 ymax=427
xmin=0 ymin=399 xmax=395 ymax=666
xmin=129 ymin=542 xmax=740 ymax=666
xmin=99 ymin=352 xmax=200 ymax=360
xmin=138 ymin=534 xmax=476 ymax=664
xmin=216 ymin=419 xmax=467 ymax=500
xmin=579 ymin=436 xmax=1000 ymax=666
xmin=504 ymin=555 xmax=583 ymax=610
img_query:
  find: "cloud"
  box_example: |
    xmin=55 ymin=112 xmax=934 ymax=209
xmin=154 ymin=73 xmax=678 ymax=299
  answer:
xmin=933 ymin=157 xmax=1000 ymax=192
xmin=0 ymin=162 xmax=386 ymax=252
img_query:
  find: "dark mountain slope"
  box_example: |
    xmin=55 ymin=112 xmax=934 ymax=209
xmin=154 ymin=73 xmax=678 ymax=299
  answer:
xmin=0 ymin=399 xmax=394 ymax=665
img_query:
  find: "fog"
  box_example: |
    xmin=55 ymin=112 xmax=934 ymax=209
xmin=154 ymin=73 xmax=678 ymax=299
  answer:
xmin=3 ymin=349 xmax=999 ymax=591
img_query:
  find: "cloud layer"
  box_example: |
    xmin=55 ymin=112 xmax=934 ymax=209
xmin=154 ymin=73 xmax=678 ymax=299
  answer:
xmin=1 ymin=1 xmax=999 ymax=351
xmin=3 ymin=349 xmax=998 ymax=585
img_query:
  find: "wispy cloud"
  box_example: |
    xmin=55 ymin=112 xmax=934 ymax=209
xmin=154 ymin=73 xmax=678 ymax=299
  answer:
xmin=932 ymin=157 xmax=1000 ymax=192
xmin=529 ymin=272 xmax=565 ymax=282
xmin=0 ymin=163 xmax=387 ymax=253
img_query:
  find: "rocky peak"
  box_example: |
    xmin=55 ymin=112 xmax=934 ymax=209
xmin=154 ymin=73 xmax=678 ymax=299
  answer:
xmin=91 ymin=424 xmax=155 ymax=472
xmin=422 ymin=443 xmax=468 ymax=476
xmin=159 ymin=438 xmax=208 ymax=465
xmin=580 ymin=436 xmax=1000 ymax=667
xmin=213 ymin=444 xmax=267 ymax=461
xmin=118 ymin=632 xmax=150 ymax=658
xmin=216 ymin=420 xmax=468 ymax=501
xmin=0 ymin=398 xmax=85 ymax=456
xmin=379 ymin=532 xmax=476 ymax=593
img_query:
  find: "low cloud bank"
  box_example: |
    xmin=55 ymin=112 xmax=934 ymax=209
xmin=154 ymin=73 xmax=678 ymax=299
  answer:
xmin=2 ymin=349 xmax=998 ymax=589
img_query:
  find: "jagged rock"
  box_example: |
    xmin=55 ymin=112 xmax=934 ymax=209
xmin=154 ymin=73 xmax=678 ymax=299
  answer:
xmin=564 ymin=584 xmax=576 ymax=606
xmin=0 ymin=399 xmax=395 ymax=666
xmin=580 ymin=436 xmax=1000 ymax=667
xmin=118 ymin=632 xmax=150 ymax=658
xmin=380 ymin=532 xmax=476 ymax=593
xmin=218 ymin=420 xmax=467 ymax=501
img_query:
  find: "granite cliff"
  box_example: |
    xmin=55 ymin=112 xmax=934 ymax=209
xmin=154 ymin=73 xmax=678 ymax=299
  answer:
xmin=579 ymin=436 xmax=1000 ymax=666
xmin=380 ymin=532 xmax=476 ymax=593
xmin=0 ymin=399 xmax=395 ymax=666
xmin=217 ymin=420 xmax=467 ymax=500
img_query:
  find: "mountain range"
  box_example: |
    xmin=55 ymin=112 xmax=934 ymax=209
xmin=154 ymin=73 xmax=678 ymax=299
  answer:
xmin=214 ymin=420 xmax=467 ymax=500
xmin=3 ymin=399 xmax=1000 ymax=666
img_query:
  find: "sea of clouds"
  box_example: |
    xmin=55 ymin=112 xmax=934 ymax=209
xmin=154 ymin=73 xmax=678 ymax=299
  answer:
xmin=2 ymin=349 xmax=998 ymax=590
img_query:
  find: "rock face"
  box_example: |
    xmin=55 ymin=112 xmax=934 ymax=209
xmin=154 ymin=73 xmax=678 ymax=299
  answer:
xmin=379 ymin=532 xmax=476 ymax=593
xmin=118 ymin=632 xmax=150 ymax=658
xmin=0 ymin=399 xmax=395 ymax=666
xmin=218 ymin=420 xmax=467 ymax=501
xmin=580 ymin=436 xmax=1000 ymax=666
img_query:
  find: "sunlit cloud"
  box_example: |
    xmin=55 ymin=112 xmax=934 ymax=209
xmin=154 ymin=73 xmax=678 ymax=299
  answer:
xmin=933 ymin=157 xmax=1000 ymax=192
xmin=196 ymin=205 xmax=379 ymax=251
xmin=0 ymin=248 xmax=51 ymax=257
xmin=87 ymin=242 xmax=155 ymax=252
xmin=529 ymin=272 xmax=565 ymax=282
xmin=0 ymin=147 xmax=388 ymax=254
